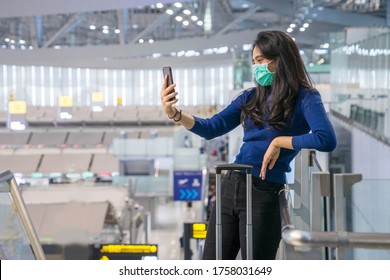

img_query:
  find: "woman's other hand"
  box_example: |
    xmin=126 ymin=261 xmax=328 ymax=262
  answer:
xmin=260 ymin=141 xmax=281 ymax=180
xmin=260 ymin=136 xmax=293 ymax=180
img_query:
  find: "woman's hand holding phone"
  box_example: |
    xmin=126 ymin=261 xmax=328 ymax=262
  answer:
xmin=162 ymin=66 xmax=176 ymax=101
xmin=160 ymin=67 xmax=178 ymax=117
xmin=159 ymin=66 xmax=195 ymax=129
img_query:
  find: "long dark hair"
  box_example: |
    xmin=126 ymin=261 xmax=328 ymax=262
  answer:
xmin=241 ymin=30 xmax=313 ymax=130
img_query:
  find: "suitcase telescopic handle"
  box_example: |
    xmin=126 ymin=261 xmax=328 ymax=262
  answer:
xmin=215 ymin=163 xmax=252 ymax=174
xmin=215 ymin=163 xmax=253 ymax=260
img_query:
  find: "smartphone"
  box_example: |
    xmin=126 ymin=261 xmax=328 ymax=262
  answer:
xmin=162 ymin=66 xmax=176 ymax=101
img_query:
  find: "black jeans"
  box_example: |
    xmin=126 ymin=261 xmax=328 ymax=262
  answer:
xmin=202 ymin=171 xmax=283 ymax=260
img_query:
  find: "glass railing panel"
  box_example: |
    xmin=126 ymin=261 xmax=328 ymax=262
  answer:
xmin=345 ymin=179 xmax=390 ymax=259
xmin=0 ymin=181 xmax=36 ymax=260
xmin=134 ymin=176 xmax=171 ymax=196
xmin=330 ymin=29 xmax=390 ymax=141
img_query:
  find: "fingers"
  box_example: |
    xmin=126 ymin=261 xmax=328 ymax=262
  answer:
xmin=260 ymin=158 xmax=276 ymax=180
xmin=161 ymin=79 xmax=176 ymax=98
xmin=260 ymin=163 xmax=266 ymax=180
xmin=160 ymin=90 xmax=177 ymax=106
xmin=161 ymin=92 xmax=178 ymax=104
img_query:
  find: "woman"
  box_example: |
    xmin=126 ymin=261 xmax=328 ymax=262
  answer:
xmin=160 ymin=30 xmax=336 ymax=260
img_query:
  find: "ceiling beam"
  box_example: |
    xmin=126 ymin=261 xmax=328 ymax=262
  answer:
xmin=0 ymin=0 xmax=194 ymax=18
xmin=29 ymin=16 xmax=43 ymax=49
xmin=246 ymin=0 xmax=386 ymax=26
xmin=116 ymin=9 xmax=128 ymax=45
xmin=42 ymin=14 xmax=85 ymax=48
xmin=216 ymin=7 xmax=261 ymax=36
xmin=130 ymin=10 xmax=175 ymax=44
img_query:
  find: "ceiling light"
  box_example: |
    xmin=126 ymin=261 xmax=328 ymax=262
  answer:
xmin=175 ymin=16 xmax=183 ymax=22
xmin=203 ymin=49 xmax=213 ymax=55
xmin=174 ymin=2 xmax=183 ymax=8
xmin=102 ymin=29 xmax=109 ymax=34
xmin=156 ymin=3 xmax=164 ymax=9
xmin=299 ymin=27 xmax=305 ymax=32
xmin=19 ymin=40 xmax=26 ymax=44
xmin=102 ymin=25 xmax=109 ymax=30
xmin=314 ymin=49 xmax=328 ymax=55
xmin=132 ymin=24 xmax=139 ymax=29
xmin=4 ymin=38 xmax=10 ymax=42
xmin=139 ymin=39 xmax=144 ymax=43
xmin=183 ymin=20 xmax=189 ymax=26
xmin=191 ymin=15 xmax=198 ymax=21
xmin=29 ymin=46 xmax=34 ymax=50
xmin=287 ymin=28 xmax=293 ymax=33
xmin=10 ymin=39 xmax=15 ymax=44
xmin=149 ymin=39 xmax=154 ymax=43
xmin=185 ymin=50 xmax=196 ymax=57
xmin=303 ymin=23 xmax=309 ymax=28
xmin=197 ymin=20 xmax=204 ymax=26
xmin=54 ymin=45 xmax=61 ymax=50
xmin=183 ymin=9 xmax=191 ymax=15
xmin=215 ymin=46 xmax=229 ymax=54
xmin=289 ymin=23 xmax=296 ymax=28
xmin=89 ymin=25 xmax=96 ymax=30
xmin=115 ymin=29 xmax=120 ymax=34
xmin=166 ymin=9 xmax=174 ymax=15
xmin=242 ymin=44 xmax=252 ymax=51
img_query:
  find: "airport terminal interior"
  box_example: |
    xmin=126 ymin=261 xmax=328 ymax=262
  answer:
xmin=1 ymin=0 xmax=390 ymax=260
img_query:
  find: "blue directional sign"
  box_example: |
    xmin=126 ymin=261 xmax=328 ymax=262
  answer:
xmin=173 ymin=170 xmax=203 ymax=201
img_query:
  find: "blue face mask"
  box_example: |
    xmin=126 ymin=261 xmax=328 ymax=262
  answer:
xmin=252 ymin=60 xmax=275 ymax=86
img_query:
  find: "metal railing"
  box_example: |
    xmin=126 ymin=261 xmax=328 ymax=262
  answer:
xmin=0 ymin=170 xmax=46 ymax=260
xmin=279 ymin=186 xmax=390 ymax=249
xmin=279 ymin=150 xmax=390 ymax=259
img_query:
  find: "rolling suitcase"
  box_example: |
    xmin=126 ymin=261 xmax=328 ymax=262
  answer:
xmin=215 ymin=163 xmax=253 ymax=260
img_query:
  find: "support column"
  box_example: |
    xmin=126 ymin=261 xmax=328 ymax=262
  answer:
xmin=387 ymin=0 xmax=390 ymax=26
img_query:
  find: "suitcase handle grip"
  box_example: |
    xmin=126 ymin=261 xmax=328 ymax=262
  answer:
xmin=215 ymin=163 xmax=252 ymax=174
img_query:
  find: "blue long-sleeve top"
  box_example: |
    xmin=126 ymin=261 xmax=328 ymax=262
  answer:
xmin=189 ymin=87 xmax=337 ymax=184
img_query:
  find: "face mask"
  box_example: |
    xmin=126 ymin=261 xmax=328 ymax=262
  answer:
xmin=252 ymin=60 xmax=275 ymax=86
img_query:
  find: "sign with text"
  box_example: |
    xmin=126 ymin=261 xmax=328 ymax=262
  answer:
xmin=58 ymin=96 xmax=73 ymax=120
xmin=93 ymin=244 xmax=158 ymax=260
xmin=7 ymin=100 xmax=27 ymax=130
xmin=173 ymin=170 xmax=203 ymax=201
xmin=59 ymin=96 xmax=73 ymax=107
xmin=8 ymin=100 xmax=27 ymax=114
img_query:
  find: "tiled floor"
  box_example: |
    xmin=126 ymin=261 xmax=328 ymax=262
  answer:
xmin=149 ymin=198 xmax=205 ymax=260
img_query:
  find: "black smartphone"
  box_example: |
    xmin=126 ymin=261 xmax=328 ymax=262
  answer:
xmin=162 ymin=66 xmax=176 ymax=101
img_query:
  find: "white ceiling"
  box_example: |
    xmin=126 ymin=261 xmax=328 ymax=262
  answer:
xmin=0 ymin=0 xmax=387 ymax=69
